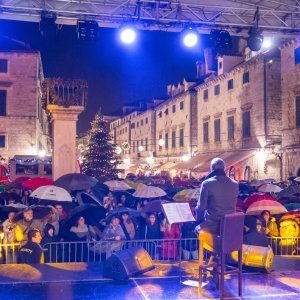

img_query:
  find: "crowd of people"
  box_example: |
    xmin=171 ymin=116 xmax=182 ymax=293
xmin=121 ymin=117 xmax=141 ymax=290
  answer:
xmin=0 ymin=158 xmax=299 ymax=264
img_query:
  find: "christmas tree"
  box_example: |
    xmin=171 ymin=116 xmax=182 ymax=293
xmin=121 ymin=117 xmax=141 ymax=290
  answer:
xmin=82 ymin=113 xmax=121 ymax=180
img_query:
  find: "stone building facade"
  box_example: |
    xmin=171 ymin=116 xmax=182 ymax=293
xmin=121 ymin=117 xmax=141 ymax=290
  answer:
xmin=108 ymin=99 xmax=162 ymax=173
xmin=280 ymin=40 xmax=300 ymax=178
xmin=0 ymin=51 xmax=50 ymax=161
xmin=107 ymin=44 xmax=299 ymax=181
xmin=155 ymin=79 xmax=198 ymax=170
xmin=192 ymin=50 xmax=283 ymax=181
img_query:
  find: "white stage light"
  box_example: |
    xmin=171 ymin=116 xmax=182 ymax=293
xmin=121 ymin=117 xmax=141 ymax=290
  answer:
xmin=182 ymin=28 xmax=198 ymax=48
xmin=120 ymin=26 xmax=137 ymax=44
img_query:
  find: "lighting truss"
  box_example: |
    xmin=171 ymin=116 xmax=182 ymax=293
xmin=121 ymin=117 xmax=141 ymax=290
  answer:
xmin=1 ymin=0 xmax=300 ymax=36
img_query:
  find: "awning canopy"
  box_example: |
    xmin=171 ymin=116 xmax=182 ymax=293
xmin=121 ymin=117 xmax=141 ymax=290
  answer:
xmin=157 ymin=161 xmax=178 ymax=170
xmin=193 ymin=149 xmax=256 ymax=173
xmin=175 ymin=153 xmax=221 ymax=171
xmin=218 ymin=149 xmax=256 ymax=168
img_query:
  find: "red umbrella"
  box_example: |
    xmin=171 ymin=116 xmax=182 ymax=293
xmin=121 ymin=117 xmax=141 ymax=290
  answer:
xmin=242 ymin=193 xmax=275 ymax=209
xmin=0 ymin=179 xmax=10 ymax=185
xmin=246 ymin=199 xmax=287 ymax=215
xmin=14 ymin=176 xmax=31 ymax=183
xmin=22 ymin=177 xmax=54 ymax=190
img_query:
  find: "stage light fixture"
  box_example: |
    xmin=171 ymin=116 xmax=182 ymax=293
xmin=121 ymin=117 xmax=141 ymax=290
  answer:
xmin=119 ymin=24 xmax=137 ymax=44
xmin=210 ymin=29 xmax=232 ymax=49
xmin=77 ymin=20 xmax=98 ymax=41
xmin=262 ymin=38 xmax=272 ymax=49
xmin=247 ymin=26 xmax=264 ymax=52
xmin=182 ymin=27 xmax=198 ymax=48
xmin=39 ymin=11 xmax=57 ymax=39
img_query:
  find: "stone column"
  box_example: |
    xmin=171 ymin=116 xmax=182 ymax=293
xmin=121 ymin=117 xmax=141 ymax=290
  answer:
xmin=47 ymin=104 xmax=84 ymax=180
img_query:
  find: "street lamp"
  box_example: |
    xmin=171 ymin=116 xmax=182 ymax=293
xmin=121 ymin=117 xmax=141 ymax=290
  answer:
xmin=115 ymin=146 xmax=122 ymax=155
xmin=38 ymin=150 xmax=46 ymax=158
xmin=158 ymin=139 xmax=165 ymax=147
xmin=124 ymin=157 xmax=131 ymax=167
xmin=146 ymin=156 xmax=155 ymax=166
xmin=182 ymin=154 xmax=191 ymax=162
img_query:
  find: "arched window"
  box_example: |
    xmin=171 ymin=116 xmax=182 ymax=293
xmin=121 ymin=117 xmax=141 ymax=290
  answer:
xmin=244 ymin=166 xmax=251 ymax=181
xmin=229 ymin=166 xmax=235 ymax=179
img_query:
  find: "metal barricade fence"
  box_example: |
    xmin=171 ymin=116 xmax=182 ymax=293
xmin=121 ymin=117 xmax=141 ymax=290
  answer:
xmin=42 ymin=238 xmax=200 ymax=263
xmin=0 ymin=243 xmax=21 ymax=264
xmin=268 ymin=237 xmax=300 ymax=256
xmin=0 ymin=237 xmax=299 ymax=264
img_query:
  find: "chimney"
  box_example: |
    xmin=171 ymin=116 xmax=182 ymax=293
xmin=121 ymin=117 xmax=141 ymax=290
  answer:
xmin=203 ymin=48 xmax=216 ymax=74
xmin=196 ymin=61 xmax=206 ymax=78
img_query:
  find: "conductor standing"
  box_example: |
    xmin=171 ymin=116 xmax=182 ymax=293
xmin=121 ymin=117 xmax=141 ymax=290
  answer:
xmin=195 ymin=158 xmax=239 ymax=236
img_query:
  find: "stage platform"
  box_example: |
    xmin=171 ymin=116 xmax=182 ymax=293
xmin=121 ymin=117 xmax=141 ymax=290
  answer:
xmin=0 ymin=257 xmax=299 ymax=299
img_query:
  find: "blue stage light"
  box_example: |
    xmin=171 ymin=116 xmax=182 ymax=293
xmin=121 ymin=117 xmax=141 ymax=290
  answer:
xmin=120 ymin=25 xmax=137 ymax=44
xmin=182 ymin=27 xmax=198 ymax=48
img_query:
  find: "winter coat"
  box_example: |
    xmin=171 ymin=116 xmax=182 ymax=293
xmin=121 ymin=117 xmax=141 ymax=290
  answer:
xmin=140 ymin=221 xmax=162 ymax=240
xmin=160 ymin=224 xmax=180 ymax=259
xmin=195 ymin=170 xmax=238 ymax=235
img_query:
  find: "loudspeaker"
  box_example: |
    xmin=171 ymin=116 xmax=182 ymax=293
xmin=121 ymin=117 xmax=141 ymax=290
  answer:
xmin=231 ymin=244 xmax=274 ymax=272
xmin=103 ymin=246 xmax=154 ymax=281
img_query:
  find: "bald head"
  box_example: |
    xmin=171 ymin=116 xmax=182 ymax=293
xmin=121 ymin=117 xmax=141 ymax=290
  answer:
xmin=210 ymin=158 xmax=225 ymax=171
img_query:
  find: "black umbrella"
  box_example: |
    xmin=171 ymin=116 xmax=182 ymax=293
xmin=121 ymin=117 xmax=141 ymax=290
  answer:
xmin=0 ymin=192 xmax=21 ymax=204
xmin=64 ymin=204 xmax=106 ymax=226
xmin=141 ymin=199 xmax=172 ymax=214
xmin=112 ymin=191 xmax=138 ymax=208
xmin=81 ymin=192 xmax=103 ymax=206
xmin=54 ymin=173 xmax=98 ymax=191
xmin=14 ymin=205 xmax=52 ymax=221
xmin=277 ymin=196 xmax=300 ymax=205
xmin=90 ymin=182 xmax=109 ymax=204
xmin=0 ymin=203 xmax=27 ymax=212
xmin=277 ymin=184 xmax=300 ymax=200
xmin=0 ymin=203 xmax=28 ymax=222
xmin=239 ymin=183 xmax=256 ymax=194
xmin=103 ymin=207 xmax=141 ymax=223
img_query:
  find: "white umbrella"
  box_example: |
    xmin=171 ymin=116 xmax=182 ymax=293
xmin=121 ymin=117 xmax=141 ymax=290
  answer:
xmin=133 ymin=186 xmax=166 ymax=198
xmin=257 ymin=183 xmax=282 ymax=193
xmin=7 ymin=203 xmax=28 ymax=209
xmin=30 ymin=185 xmax=72 ymax=202
xmin=103 ymin=180 xmax=131 ymax=191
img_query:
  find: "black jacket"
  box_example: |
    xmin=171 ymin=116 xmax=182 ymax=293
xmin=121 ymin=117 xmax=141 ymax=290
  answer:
xmin=18 ymin=241 xmax=43 ymax=264
xmin=243 ymin=230 xmax=269 ymax=247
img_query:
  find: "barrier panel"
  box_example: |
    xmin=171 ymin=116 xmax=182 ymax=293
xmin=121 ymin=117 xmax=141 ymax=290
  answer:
xmin=42 ymin=238 xmax=199 ymax=263
xmin=0 ymin=237 xmax=299 ymax=264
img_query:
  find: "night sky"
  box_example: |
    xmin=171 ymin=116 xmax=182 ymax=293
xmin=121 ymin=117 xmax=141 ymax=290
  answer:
xmin=0 ymin=19 xmax=204 ymax=133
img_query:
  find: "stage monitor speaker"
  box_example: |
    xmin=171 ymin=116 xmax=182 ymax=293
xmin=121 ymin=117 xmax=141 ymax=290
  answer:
xmin=103 ymin=246 xmax=154 ymax=281
xmin=231 ymin=244 xmax=274 ymax=272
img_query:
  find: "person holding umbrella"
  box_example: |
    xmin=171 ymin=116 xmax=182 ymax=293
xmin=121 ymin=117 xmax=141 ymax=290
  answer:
xmin=101 ymin=216 xmax=126 ymax=257
xmin=69 ymin=215 xmax=99 ymax=242
xmin=15 ymin=208 xmax=45 ymax=245
xmin=2 ymin=212 xmax=17 ymax=244
xmin=260 ymin=210 xmax=279 ymax=237
xmin=243 ymin=216 xmax=269 ymax=247
xmin=120 ymin=212 xmax=135 ymax=240
xmin=2 ymin=211 xmax=17 ymax=264
xmin=139 ymin=213 xmax=162 ymax=259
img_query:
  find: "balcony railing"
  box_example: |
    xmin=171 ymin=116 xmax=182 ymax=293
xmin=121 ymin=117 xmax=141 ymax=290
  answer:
xmin=41 ymin=78 xmax=88 ymax=109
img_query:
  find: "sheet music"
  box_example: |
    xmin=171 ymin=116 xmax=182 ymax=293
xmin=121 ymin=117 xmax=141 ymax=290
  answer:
xmin=162 ymin=202 xmax=195 ymax=224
